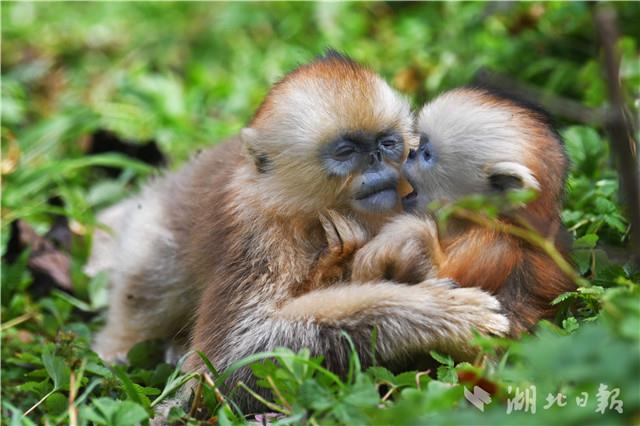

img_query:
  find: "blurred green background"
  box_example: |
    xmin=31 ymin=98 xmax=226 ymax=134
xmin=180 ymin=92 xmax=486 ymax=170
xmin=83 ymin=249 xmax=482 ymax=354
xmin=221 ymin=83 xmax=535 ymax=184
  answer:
xmin=1 ymin=2 xmax=639 ymax=425
xmin=2 ymin=2 xmax=639 ymax=237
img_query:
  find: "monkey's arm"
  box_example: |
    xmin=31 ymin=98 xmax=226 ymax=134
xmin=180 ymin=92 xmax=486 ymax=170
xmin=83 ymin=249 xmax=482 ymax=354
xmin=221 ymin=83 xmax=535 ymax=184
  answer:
xmin=189 ymin=279 xmax=509 ymax=393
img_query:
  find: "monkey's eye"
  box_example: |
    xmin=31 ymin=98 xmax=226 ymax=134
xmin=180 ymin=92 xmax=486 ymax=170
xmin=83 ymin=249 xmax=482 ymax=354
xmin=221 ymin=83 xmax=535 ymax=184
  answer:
xmin=333 ymin=143 xmax=356 ymax=161
xmin=418 ymin=134 xmax=434 ymax=164
xmin=378 ymin=135 xmax=400 ymax=149
xmin=422 ymin=144 xmax=432 ymax=161
xmin=380 ymin=138 xmax=397 ymax=149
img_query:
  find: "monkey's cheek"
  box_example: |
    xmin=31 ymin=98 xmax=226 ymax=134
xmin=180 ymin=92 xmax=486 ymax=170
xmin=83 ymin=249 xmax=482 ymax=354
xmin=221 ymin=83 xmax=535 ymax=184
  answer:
xmin=351 ymin=188 xmax=398 ymax=214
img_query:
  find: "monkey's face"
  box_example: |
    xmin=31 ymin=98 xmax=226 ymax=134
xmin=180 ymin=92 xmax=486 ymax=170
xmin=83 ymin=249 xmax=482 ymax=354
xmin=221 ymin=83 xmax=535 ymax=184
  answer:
xmin=320 ymin=129 xmax=406 ymax=214
xmin=242 ymin=53 xmax=415 ymax=217
xmin=403 ymin=88 xmax=547 ymax=214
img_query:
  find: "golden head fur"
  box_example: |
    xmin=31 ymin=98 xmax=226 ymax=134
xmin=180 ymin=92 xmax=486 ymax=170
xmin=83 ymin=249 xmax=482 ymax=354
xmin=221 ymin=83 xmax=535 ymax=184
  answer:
xmin=241 ymin=51 xmax=415 ymax=216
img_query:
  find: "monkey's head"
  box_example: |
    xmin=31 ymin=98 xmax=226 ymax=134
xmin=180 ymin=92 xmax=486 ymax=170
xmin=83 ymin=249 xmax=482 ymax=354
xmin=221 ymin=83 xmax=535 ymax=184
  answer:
xmin=240 ymin=51 xmax=414 ymax=219
xmin=403 ymin=88 xmax=568 ymax=216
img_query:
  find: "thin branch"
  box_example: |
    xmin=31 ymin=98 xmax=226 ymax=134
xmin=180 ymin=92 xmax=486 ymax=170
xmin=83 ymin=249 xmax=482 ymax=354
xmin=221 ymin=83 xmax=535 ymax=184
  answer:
xmin=23 ymin=389 xmax=56 ymax=417
xmin=1 ymin=312 xmax=35 ymax=331
xmin=473 ymin=68 xmax=609 ymax=126
xmin=450 ymin=207 xmax=588 ymax=287
xmin=68 ymin=372 xmax=78 ymax=426
xmin=594 ymin=5 xmax=640 ymax=266
xmin=266 ymin=375 xmax=291 ymax=412
xmin=188 ymin=375 xmax=204 ymax=418
xmin=237 ymin=382 xmax=290 ymax=415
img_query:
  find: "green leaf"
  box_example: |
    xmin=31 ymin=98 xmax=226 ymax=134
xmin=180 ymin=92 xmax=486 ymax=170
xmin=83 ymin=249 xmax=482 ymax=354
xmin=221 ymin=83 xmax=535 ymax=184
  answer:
xmin=429 ymin=350 xmax=454 ymax=367
xmin=573 ymin=234 xmax=598 ymax=249
xmin=83 ymin=398 xmax=149 ymax=426
xmin=111 ymin=365 xmax=151 ymax=411
xmin=422 ymin=381 xmax=464 ymax=412
xmin=44 ymin=391 xmax=68 ymax=416
xmin=41 ymin=349 xmax=70 ymax=391
xmin=562 ymin=317 xmax=580 ymax=333
xmin=436 ymin=366 xmax=458 ymax=384
xmin=366 ymin=366 xmax=396 ymax=384
xmin=343 ymin=375 xmax=379 ymax=409
xmin=298 ymin=379 xmax=334 ymax=411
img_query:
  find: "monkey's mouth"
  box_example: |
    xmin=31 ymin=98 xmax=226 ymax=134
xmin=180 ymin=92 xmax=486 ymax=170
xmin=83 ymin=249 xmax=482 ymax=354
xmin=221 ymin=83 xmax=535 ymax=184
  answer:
xmin=402 ymin=189 xmax=419 ymax=212
xmin=403 ymin=190 xmax=418 ymax=201
xmin=353 ymin=185 xmax=398 ymax=213
xmin=355 ymin=186 xmax=396 ymax=201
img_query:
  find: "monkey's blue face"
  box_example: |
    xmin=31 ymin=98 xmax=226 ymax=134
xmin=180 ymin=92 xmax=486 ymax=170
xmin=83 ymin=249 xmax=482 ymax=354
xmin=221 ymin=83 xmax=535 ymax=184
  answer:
xmin=321 ymin=131 xmax=404 ymax=214
xmin=402 ymin=134 xmax=436 ymax=213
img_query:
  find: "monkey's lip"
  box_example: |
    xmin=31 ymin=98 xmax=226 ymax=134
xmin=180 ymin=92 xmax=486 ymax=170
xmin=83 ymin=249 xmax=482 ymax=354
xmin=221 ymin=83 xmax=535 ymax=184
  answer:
xmin=353 ymin=187 xmax=398 ymax=213
xmin=354 ymin=186 xmax=397 ymax=201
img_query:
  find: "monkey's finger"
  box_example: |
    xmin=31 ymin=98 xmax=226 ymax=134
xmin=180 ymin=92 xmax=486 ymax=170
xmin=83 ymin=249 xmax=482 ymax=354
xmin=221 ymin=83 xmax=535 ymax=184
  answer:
xmin=319 ymin=212 xmax=342 ymax=253
xmin=325 ymin=210 xmax=367 ymax=253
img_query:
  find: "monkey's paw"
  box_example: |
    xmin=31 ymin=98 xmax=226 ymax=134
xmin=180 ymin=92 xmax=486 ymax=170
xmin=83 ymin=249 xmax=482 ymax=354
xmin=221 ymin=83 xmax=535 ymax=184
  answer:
xmin=423 ymin=282 xmax=510 ymax=338
xmin=319 ymin=210 xmax=368 ymax=261
xmin=352 ymin=216 xmax=439 ymax=284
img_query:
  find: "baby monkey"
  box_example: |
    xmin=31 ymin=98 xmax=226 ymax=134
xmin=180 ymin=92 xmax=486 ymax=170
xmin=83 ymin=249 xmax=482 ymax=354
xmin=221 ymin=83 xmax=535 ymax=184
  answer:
xmin=340 ymin=88 xmax=575 ymax=335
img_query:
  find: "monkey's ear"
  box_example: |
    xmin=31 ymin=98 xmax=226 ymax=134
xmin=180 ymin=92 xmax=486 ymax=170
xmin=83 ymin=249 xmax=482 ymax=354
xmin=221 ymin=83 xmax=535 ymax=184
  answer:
xmin=241 ymin=127 xmax=272 ymax=173
xmin=488 ymin=162 xmax=540 ymax=192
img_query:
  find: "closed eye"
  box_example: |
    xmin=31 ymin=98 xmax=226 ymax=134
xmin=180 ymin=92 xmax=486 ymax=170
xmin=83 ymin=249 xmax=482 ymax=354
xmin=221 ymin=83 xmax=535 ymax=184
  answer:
xmin=378 ymin=135 xmax=401 ymax=149
xmin=380 ymin=138 xmax=397 ymax=148
xmin=333 ymin=144 xmax=356 ymax=161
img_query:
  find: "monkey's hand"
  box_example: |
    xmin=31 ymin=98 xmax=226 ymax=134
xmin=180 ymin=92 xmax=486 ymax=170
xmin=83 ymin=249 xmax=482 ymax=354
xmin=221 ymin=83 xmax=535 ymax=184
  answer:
xmin=320 ymin=209 xmax=369 ymax=259
xmin=297 ymin=210 xmax=369 ymax=295
xmin=352 ymin=214 xmax=442 ymax=284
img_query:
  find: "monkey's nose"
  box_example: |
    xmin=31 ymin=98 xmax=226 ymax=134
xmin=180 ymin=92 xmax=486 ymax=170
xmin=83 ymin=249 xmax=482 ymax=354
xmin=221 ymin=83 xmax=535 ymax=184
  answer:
xmin=368 ymin=151 xmax=382 ymax=165
xmin=407 ymin=149 xmax=417 ymax=160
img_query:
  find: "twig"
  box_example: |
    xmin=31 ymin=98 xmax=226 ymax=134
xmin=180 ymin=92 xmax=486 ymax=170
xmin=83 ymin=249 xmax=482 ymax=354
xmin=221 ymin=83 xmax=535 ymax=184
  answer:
xmin=189 ymin=375 xmax=204 ymax=418
xmin=68 ymin=372 xmax=78 ymax=426
xmin=266 ymin=375 xmax=291 ymax=412
xmin=237 ymin=382 xmax=290 ymax=415
xmin=1 ymin=312 xmax=34 ymax=331
xmin=203 ymin=372 xmax=226 ymax=405
xmin=473 ymin=69 xmax=609 ymax=126
xmin=451 ymin=208 xmax=588 ymax=287
xmin=594 ymin=5 xmax=640 ymax=266
xmin=23 ymin=389 xmax=56 ymax=417
xmin=381 ymin=385 xmax=397 ymax=402
xmin=415 ymin=371 xmax=430 ymax=391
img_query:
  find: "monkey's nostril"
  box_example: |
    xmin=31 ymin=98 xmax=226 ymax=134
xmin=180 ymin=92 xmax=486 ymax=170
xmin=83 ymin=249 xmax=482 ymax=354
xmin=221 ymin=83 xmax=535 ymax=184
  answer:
xmin=407 ymin=149 xmax=417 ymax=160
xmin=368 ymin=152 xmax=381 ymax=165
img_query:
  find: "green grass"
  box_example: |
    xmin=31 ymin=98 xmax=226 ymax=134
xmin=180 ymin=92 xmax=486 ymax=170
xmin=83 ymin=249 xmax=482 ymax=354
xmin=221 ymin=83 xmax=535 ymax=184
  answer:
xmin=2 ymin=2 xmax=639 ymax=425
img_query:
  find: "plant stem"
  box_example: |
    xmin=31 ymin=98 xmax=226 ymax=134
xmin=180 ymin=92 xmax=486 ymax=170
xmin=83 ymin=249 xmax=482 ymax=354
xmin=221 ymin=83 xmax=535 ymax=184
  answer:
xmin=451 ymin=208 xmax=588 ymax=287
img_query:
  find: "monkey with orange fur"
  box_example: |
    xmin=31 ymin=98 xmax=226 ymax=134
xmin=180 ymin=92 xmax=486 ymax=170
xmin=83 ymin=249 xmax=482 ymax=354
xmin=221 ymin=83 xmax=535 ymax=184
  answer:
xmin=345 ymin=88 xmax=575 ymax=335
